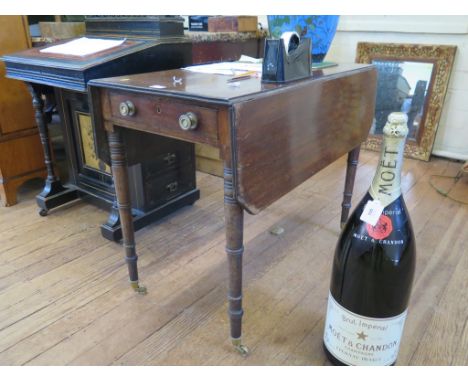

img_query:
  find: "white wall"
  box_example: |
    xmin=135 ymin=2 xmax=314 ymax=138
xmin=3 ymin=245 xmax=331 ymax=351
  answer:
xmin=326 ymin=16 xmax=468 ymax=161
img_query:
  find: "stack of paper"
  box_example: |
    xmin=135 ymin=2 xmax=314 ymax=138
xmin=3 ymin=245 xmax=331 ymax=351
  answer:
xmin=183 ymin=60 xmax=262 ymax=76
xmin=40 ymin=37 xmax=126 ymax=57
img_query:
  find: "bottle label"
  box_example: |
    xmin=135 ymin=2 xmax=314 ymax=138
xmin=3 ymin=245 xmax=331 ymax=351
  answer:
xmin=323 ymin=292 xmax=407 ymax=366
xmin=366 ymin=214 xmax=393 ymax=240
xmin=360 ymin=199 xmax=384 ymax=226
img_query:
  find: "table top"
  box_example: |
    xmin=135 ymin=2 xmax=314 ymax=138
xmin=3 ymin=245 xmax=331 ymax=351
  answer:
xmin=89 ymin=63 xmax=374 ymax=106
xmin=92 ymin=63 xmax=377 ymax=213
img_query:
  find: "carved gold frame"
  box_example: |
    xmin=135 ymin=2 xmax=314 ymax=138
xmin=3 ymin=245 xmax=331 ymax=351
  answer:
xmin=356 ymin=42 xmax=456 ymax=161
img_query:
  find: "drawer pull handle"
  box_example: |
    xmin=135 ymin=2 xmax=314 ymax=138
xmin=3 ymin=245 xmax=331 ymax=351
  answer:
xmin=166 ymin=181 xmax=178 ymax=193
xmin=178 ymin=112 xmax=198 ymax=131
xmin=119 ymin=101 xmax=136 ymax=117
xmin=163 ymin=153 xmax=177 ymax=166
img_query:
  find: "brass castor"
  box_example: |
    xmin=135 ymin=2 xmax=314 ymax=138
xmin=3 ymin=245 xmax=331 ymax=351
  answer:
xmin=39 ymin=208 xmax=48 ymax=217
xmin=232 ymin=338 xmax=249 ymax=357
xmin=130 ymin=281 xmax=147 ymax=295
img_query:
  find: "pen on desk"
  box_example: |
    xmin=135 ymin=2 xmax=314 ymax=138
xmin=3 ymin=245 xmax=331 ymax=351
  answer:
xmin=227 ymin=71 xmax=258 ymax=82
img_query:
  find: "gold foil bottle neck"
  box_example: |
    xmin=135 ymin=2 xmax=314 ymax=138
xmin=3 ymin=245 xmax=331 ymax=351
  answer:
xmin=383 ymin=112 xmax=409 ymax=139
xmin=368 ymin=112 xmax=409 ymax=207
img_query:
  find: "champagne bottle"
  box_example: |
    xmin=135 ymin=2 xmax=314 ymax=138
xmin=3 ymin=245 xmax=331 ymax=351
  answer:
xmin=323 ymin=112 xmax=416 ymax=366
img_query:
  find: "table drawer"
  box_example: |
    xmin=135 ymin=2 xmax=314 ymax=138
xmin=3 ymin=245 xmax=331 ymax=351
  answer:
xmin=108 ymin=91 xmax=219 ymax=146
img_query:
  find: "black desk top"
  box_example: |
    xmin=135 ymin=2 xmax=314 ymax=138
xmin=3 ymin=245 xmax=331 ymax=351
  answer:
xmin=2 ymin=37 xmax=191 ymax=92
xmin=2 ymin=37 xmax=188 ymax=71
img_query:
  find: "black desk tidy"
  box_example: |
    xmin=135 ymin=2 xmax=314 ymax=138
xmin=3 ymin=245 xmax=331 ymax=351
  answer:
xmin=261 ymin=37 xmax=312 ymax=83
xmin=2 ymin=16 xmax=200 ymax=241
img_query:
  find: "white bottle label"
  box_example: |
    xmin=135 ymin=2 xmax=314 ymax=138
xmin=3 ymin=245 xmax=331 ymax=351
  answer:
xmin=323 ymin=292 xmax=407 ymax=366
xmin=360 ymin=199 xmax=384 ymax=226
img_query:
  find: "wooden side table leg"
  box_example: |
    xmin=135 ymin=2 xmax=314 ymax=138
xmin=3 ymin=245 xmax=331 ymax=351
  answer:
xmin=108 ymin=128 xmax=146 ymax=295
xmin=26 ymin=83 xmax=78 ymax=216
xmin=340 ymin=145 xmax=361 ymax=228
xmin=224 ymin=166 xmax=249 ymax=356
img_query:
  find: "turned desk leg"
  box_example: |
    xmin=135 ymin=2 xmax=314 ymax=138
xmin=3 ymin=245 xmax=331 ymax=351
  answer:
xmin=26 ymin=83 xmax=78 ymax=216
xmin=108 ymin=128 xmax=146 ymax=295
xmin=224 ymin=166 xmax=249 ymax=356
xmin=340 ymin=145 xmax=361 ymax=228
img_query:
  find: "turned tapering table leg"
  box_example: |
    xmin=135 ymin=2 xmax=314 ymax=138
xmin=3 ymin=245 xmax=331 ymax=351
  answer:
xmin=224 ymin=166 xmax=248 ymax=356
xmin=340 ymin=145 xmax=361 ymax=228
xmin=108 ymin=128 xmax=146 ymax=294
xmin=26 ymin=83 xmax=59 ymax=186
xmin=26 ymin=83 xmax=78 ymax=216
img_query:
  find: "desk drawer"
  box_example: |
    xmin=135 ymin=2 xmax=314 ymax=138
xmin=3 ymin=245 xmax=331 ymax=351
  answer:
xmin=108 ymin=91 xmax=219 ymax=146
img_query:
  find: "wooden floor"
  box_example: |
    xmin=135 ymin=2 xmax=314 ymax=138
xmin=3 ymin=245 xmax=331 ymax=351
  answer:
xmin=0 ymin=150 xmax=466 ymax=366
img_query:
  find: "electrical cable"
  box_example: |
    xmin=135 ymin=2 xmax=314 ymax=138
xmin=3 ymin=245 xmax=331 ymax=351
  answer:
xmin=429 ymin=161 xmax=468 ymax=205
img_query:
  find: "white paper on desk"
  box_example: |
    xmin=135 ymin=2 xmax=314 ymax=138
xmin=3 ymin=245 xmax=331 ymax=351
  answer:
xmin=40 ymin=37 xmax=126 ymax=56
xmin=183 ymin=61 xmax=262 ymax=76
xmin=238 ymin=55 xmax=263 ymax=64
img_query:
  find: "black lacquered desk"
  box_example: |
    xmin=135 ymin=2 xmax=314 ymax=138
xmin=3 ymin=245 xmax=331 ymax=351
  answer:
xmin=89 ymin=64 xmax=377 ymax=354
xmin=2 ymin=35 xmax=200 ymax=241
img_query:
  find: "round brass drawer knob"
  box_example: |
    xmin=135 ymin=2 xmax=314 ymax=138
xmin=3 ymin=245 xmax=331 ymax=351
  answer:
xmin=178 ymin=112 xmax=198 ymax=131
xmin=119 ymin=100 xmax=136 ymax=117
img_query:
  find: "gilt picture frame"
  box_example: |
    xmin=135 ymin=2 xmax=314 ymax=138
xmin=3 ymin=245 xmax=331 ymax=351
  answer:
xmin=356 ymin=42 xmax=456 ymax=161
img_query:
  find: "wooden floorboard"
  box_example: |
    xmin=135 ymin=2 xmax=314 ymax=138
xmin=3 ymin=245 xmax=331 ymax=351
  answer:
xmin=0 ymin=151 xmax=466 ymax=365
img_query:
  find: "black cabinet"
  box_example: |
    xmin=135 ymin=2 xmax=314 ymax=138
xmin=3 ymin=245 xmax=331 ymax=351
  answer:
xmin=2 ymin=16 xmax=200 ymax=241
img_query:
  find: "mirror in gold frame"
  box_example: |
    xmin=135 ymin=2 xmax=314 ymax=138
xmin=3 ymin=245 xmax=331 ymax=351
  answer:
xmin=356 ymin=42 xmax=456 ymax=161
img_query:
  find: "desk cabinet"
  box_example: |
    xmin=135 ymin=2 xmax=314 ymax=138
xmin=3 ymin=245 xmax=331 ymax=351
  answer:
xmin=0 ymin=16 xmax=46 ymax=206
xmin=57 ymin=88 xmax=198 ymax=227
xmin=3 ymin=18 xmax=200 ymax=241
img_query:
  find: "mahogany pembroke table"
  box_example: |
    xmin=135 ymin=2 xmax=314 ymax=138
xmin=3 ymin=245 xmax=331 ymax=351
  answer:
xmin=88 ymin=63 xmax=377 ymax=355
